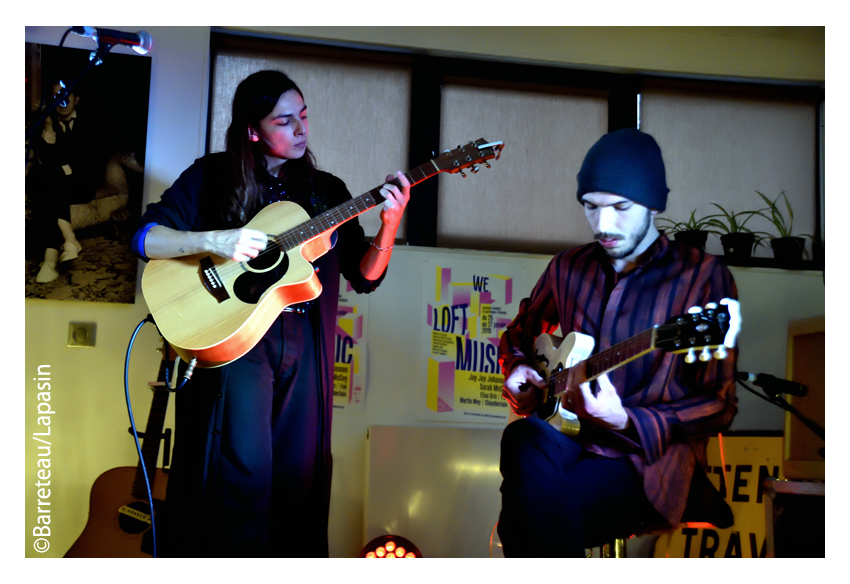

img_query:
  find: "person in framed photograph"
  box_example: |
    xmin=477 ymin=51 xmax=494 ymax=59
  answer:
xmin=27 ymin=80 xmax=110 ymax=282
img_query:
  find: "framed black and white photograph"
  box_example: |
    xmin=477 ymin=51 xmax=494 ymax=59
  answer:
xmin=25 ymin=41 xmax=151 ymax=303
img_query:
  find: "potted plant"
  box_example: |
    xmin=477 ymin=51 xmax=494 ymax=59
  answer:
xmin=656 ymin=209 xmax=719 ymax=250
xmin=755 ymin=190 xmax=812 ymax=265
xmin=704 ymin=203 xmax=771 ymax=261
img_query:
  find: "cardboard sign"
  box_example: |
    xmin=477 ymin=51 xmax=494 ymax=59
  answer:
xmin=654 ymin=435 xmax=784 ymax=558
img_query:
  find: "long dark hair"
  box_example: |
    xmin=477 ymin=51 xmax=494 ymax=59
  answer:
xmin=222 ymin=70 xmax=317 ymax=226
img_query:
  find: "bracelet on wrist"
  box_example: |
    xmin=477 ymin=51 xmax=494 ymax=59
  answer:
xmin=371 ymin=240 xmax=394 ymax=252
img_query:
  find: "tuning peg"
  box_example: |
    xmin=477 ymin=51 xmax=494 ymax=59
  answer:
xmin=688 ymin=307 xmax=703 ymax=322
xmin=685 ymin=348 xmax=697 ymax=364
xmin=470 ymin=165 xmax=479 ymax=174
xmin=699 ymin=347 xmax=712 ymax=362
xmin=713 ymin=345 xmax=728 ymax=360
xmin=460 ymin=170 xmax=466 ymax=178
xmin=484 ymin=162 xmax=491 ymax=169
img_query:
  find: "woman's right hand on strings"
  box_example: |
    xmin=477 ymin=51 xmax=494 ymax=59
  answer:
xmin=207 ymin=228 xmax=268 ymax=262
xmin=502 ymin=364 xmax=545 ymax=417
xmin=143 ymin=225 xmax=268 ymax=262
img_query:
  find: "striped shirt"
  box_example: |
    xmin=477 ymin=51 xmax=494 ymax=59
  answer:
xmin=499 ymin=234 xmax=738 ymax=525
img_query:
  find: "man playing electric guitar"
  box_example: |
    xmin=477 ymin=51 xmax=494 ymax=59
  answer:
xmin=498 ymin=129 xmax=739 ymax=557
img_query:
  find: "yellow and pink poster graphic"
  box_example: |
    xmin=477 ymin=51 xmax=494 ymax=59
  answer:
xmin=334 ymin=277 xmax=368 ymax=413
xmin=420 ymin=259 xmax=527 ymax=423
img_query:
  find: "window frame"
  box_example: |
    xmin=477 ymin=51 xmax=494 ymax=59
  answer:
xmin=209 ymin=30 xmax=824 ymax=270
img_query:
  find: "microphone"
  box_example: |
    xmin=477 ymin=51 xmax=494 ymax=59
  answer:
xmin=70 ymin=27 xmax=152 ymax=55
xmin=738 ymin=372 xmax=808 ymax=398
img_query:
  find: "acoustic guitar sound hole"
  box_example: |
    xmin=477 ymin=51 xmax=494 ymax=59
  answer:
xmin=118 ymin=500 xmax=152 ymax=534
xmin=246 ymin=244 xmax=280 ymax=271
xmin=234 ymin=248 xmax=290 ymax=304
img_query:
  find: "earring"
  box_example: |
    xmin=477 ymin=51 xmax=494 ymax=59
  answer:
xmin=248 ymin=129 xmax=259 ymax=142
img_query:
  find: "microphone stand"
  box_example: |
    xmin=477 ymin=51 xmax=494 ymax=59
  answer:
xmin=737 ymin=378 xmax=825 ymax=443
xmin=25 ymin=38 xmax=114 ymax=144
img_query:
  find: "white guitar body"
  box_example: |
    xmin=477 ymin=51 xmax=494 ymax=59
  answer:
xmin=504 ymin=299 xmax=742 ymax=437
xmin=507 ymin=332 xmax=595 ymax=435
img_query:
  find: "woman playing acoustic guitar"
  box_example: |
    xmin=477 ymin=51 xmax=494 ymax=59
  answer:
xmin=132 ymin=70 xmax=409 ymax=557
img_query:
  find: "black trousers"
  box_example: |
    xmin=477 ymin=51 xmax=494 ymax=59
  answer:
xmin=498 ymin=416 xmax=656 ymax=557
xmin=26 ymin=156 xmax=100 ymax=255
xmin=162 ymin=311 xmax=330 ymax=557
xmin=26 ymin=165 xmax=72 ymax=254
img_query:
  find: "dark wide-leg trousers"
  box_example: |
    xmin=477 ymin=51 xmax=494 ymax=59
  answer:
xmin=498 ymin=416 xmax=654 ymax=557
xmin=162 ymin=311 xmax=330 ymax=558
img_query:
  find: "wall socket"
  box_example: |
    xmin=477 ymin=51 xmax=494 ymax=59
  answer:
xmin=67 ymin=322 xmax=96 ymax=348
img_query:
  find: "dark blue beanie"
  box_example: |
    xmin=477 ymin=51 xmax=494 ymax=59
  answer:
xmin=576 ymin=128 xmax=669 ymax=212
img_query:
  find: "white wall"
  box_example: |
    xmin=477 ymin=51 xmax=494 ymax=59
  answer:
xmin=22 ymin=26 xmax=826 ymax=560
xmin=23 ymin=25 xmax=210 ymax=559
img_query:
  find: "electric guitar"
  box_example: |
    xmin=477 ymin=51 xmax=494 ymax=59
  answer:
xmin=510 ymin=299 xmax=741 ymax=435
xmin=65 ymin=340 xmax=173 ymax=557
xmin=142 ymin=138 xmax=505 ymax=368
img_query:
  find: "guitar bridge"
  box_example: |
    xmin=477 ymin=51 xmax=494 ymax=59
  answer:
xmin=199 ymin=256 xmax=230 ymax=303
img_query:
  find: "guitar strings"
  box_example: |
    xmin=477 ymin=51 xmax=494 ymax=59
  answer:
xmin=586 ymin=329 xmax=654 ymax=379
xmin=548 ymin=329 xmax=654 ymax=396
xmin=201 ymin=141 xmax=493 ymax=283
xmin=211 ymin=168 xmax=426 ymax=281
xmin=547 ymin=309 xmax=727 ymax=396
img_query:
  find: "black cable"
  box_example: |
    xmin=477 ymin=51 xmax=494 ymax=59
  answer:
xmin=124 ymin=317 xmax=159 ymax=557
xmin=58 ymin=27 xmax=72 ymax=47
xmin=147 ymin=314 xmax=196 ymax=392
xmin=123 ymin=315 xmax=197 ymax=558
xmin=164 ymin=360 xmax=195 ymax=391
xmin=736 ymin=379 xmax=780 ymax=405
xmin=737 ymin=379 xmax=825 ymax=442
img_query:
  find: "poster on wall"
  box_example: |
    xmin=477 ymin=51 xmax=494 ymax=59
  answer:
xmin=333 ymin=277 xmax=369 ymax=414
xmin=419 ymin=258 xmax=527 ymax=423
xmin=25 ymin=42 xmax=150 ymax=302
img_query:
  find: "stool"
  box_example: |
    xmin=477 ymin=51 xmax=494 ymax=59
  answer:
xmin=599 ymin=465 xmax=733 ymax=558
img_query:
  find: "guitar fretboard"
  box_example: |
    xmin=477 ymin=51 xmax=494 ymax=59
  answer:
xmin=272 ymin=163 xmax=437 ymax=253
xmin=131 ymin=376 xmax=170 ymax=499
xmin=548 ymin=328 xmax=655 ymax=399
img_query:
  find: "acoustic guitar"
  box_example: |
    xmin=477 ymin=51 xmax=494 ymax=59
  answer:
xmin=65 ymin=341 xmax=172 ymax=557
xmin=142 ymin=138 xmax=505 ymax=368
xmin=509 ymin=299 xmax=741 ymax=435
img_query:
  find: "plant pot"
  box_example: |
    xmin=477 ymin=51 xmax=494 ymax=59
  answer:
xmin=720 ymin=233 xmax=756 ymax=260
xmin=770 ymin=237 xmax=806 ymax=265
xmin=674 ymin=230 xmax=709 ymax=250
